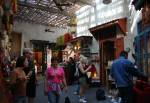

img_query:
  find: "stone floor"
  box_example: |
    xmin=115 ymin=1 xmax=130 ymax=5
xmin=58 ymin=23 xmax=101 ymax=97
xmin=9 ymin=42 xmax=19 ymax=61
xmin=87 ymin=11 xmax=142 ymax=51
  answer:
xmin=35 ymin=80 xmax=112 ymax=103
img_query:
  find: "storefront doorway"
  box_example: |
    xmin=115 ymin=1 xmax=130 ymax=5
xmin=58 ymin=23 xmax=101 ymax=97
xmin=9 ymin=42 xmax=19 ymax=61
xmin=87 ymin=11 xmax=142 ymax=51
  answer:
xmin=100 ymin=37 xmax=124 ymax=85
xmin=90 ymin=18 xmax=126 ymax=85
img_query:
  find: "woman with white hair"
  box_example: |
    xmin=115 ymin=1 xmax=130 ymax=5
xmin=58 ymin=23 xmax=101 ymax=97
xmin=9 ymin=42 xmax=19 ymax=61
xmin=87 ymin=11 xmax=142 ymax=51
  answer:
xmin=78 ymin=56 xmax=91 ymax=103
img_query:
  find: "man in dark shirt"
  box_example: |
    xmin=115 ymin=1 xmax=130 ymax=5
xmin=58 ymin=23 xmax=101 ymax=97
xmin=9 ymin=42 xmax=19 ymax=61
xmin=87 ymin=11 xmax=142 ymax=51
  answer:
xmin=110 ymin=51 xmax=146 ymax=103
xmin=22 ymin=48 xmax=36 ymax=103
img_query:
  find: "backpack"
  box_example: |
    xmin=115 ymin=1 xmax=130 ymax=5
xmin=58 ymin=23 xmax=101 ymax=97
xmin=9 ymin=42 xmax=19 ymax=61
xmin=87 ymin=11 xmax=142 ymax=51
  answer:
xmin=96 ymin=89 xmax=106 ymax=100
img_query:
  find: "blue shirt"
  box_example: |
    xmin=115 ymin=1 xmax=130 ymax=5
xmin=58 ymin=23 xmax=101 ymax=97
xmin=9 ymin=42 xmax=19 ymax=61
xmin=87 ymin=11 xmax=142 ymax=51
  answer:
xmin=110 ymin=56 xmax=135 ymax=87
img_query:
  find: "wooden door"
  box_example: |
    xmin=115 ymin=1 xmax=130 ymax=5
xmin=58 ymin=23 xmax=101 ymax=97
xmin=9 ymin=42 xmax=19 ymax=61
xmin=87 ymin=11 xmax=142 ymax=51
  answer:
xmin=99 ymin=40 xmax=115 ymax=85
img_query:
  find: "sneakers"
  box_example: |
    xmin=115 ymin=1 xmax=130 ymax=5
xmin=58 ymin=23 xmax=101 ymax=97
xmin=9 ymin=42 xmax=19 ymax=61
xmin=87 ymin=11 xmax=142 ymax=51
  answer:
xmin=79 ymin=98 xmax=87 ymax=103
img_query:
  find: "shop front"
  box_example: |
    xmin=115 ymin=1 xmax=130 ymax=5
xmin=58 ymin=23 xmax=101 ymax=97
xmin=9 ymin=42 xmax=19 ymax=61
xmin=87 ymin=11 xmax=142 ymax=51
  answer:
xmin=133 ymin=2 xmax=150 ymax=102
xmin=62 ymin=36 xmax=93 ymax=85
xmin=89 ymin=18 xmax=126 ymax=85
xmin=30 ymin=40 xmax=56 ymax=73
xmin=63 ymin=36 xmax=93 ymax=60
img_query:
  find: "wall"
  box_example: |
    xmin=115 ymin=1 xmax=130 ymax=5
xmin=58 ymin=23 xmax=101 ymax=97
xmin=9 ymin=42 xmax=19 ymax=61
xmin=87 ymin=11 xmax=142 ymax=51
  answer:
xmin=13 ymin=21 xmax=67 ymax=53
xmin=124 ymin=1 xmax=142 ymax=62
xmin=76 ymin=0 xmax=127 ymax=37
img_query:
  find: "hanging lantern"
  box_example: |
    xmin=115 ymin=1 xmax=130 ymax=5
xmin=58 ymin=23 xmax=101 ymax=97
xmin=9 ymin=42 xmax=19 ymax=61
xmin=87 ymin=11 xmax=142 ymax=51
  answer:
xmin=103 ymin=0 xmax=112 ymax=4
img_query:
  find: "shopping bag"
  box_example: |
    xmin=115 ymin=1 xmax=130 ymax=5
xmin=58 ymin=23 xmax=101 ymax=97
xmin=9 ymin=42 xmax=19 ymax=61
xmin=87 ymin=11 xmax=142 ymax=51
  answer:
xmin=65 ymin=96 xmax=71 ymax=103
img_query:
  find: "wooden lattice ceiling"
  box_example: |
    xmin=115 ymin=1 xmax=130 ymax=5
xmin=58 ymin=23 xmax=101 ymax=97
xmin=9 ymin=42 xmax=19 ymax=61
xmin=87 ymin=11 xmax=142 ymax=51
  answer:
xmin=15 ymin=0 xmax=95 ymax=28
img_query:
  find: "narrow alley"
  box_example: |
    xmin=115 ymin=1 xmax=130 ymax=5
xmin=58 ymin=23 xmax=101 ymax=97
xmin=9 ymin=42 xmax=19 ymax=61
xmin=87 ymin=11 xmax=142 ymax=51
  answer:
xmin=0 ymin=0 xmax=150 ymax=103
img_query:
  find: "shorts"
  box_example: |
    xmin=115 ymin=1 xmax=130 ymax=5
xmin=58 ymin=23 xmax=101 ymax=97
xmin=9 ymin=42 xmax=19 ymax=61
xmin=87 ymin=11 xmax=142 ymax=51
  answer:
xmin=79 ymin=77 xmax=87 ymax=85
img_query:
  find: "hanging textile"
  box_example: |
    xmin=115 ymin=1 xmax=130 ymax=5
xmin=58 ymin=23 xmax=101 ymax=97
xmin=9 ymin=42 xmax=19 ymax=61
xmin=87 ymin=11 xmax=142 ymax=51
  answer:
xmin=3 ymin=0 xmax=11 ymax=11
xmin=11 ymin=0 xmax=17 ymax=13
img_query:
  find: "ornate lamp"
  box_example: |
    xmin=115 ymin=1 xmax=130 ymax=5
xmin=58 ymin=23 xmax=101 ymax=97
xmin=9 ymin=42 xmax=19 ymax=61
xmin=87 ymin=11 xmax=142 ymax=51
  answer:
xmin=103 ymin=0 xmax=112 ymax=4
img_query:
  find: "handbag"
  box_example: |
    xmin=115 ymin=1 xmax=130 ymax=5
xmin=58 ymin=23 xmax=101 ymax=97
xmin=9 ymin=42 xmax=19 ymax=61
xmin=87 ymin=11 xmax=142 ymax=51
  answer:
xmin=65 ymin=96 xmax=71 ymax=103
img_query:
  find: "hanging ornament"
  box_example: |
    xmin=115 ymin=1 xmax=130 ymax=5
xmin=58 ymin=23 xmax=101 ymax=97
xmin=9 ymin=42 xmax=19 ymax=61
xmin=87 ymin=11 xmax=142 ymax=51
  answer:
xmin=103 ymin=0 xmax=112 ymax=4
xmin=11 ymin=0 xmax=17 ymax=13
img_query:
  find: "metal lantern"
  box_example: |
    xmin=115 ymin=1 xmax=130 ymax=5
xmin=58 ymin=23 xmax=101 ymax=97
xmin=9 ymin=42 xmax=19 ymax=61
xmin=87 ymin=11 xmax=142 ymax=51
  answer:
xmin=103 ymin=0 xmax=112 ymax=4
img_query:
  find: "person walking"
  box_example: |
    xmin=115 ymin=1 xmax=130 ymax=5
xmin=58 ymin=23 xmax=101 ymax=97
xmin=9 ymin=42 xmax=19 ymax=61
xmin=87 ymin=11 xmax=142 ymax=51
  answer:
xmin=22 ymin=48 xmax=37 ymax=103
xmin=78 ymin=56 xmax=92 ymax=103
xmin=11 ymin=56 xmax=28 ymax=103
xmin=44 ymin=57 xmax=67 ymax=103
xmin=110 ymin=51 xmax=147 ymax=103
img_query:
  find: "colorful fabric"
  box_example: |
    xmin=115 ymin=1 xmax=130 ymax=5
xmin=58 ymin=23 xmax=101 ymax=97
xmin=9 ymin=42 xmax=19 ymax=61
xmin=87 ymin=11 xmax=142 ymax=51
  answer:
xmin=48 ymin=81 xmax=61 ymax=92
xmin=46 ymin=67 xmax=64 ymax=92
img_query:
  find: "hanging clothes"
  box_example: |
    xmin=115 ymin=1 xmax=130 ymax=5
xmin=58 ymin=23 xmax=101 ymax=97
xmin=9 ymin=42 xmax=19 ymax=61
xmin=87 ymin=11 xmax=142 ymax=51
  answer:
xmin=11 ymin=0 xmax=17 ymax=13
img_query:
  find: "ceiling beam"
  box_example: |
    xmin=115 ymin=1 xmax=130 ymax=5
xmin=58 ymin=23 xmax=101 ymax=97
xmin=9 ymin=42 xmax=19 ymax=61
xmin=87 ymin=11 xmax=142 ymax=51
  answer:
xmin=64 ymin=0 xmax=95 ymax=6
xmin=15 ymin=16 xmax=49 ymax=26
xmin=18 ymin=1 xmax=58 ymax=13
xmin=78 ymin=0 xmax=95 ymax=6
xmin=18 ymin=1 xmax=72 ymax=17
xmin=52 ymin=0 xmax=63 ymax=11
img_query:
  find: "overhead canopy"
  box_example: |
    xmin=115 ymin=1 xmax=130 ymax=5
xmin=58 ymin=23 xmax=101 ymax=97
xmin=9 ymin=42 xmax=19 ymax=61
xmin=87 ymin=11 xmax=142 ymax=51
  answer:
xmin=15 ymin=0 xmax=95 ymax=28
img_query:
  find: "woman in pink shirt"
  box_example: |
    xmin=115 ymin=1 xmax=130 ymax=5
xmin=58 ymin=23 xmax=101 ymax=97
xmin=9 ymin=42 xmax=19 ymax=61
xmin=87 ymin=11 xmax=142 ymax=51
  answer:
xmin=44 ymin=57 xmax=67 ymax=103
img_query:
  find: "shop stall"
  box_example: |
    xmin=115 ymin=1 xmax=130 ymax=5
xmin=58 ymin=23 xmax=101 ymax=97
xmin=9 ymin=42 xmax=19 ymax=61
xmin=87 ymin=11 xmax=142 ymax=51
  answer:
xmin=89 ymin=18 xmax=127 ymax=85
xmin=30 ymin=40 xmax=56 ymax=73
xmin=132 ymin=1 xmax=150 ymax=102
xmin=0 ymin=1 xmax=17 ymax=103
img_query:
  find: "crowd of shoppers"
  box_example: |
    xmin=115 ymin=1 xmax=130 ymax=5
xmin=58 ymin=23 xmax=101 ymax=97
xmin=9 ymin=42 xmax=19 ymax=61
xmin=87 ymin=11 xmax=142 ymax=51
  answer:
xmin=1 ymin=47 xmax=147 ymax=103
xmin=0 ymin=48 xmax=37 ymax=103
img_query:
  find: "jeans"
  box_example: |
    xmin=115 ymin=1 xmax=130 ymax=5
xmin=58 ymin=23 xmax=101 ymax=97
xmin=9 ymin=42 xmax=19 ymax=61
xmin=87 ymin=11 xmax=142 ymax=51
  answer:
xmin=118 ymin=86 xmax=133 ymax=103
xmin=15 ymin=96 xmax=26 ymax=103
xmin=48 ymin=91 xmax=60 ymax=103
xmin=76 ymin=84 xmax=80 ymax=93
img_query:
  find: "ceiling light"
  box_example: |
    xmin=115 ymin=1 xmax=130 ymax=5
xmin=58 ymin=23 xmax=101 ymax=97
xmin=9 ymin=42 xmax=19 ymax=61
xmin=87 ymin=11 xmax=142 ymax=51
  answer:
xmin=103 ymin=0 xmax=112 ymax=4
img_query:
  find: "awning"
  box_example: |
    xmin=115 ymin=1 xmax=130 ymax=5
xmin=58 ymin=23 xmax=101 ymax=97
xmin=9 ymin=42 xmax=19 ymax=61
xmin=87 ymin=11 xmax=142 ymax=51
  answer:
xmin=89 ymin=18 xmax=126 ymax=39
xmin=68 ymin=36 xmax=93 ymax=44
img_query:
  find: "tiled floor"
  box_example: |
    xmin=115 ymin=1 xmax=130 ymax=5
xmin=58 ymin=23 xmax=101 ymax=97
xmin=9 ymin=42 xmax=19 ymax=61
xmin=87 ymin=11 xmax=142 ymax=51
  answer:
xmin=35 ymin=81 xmax=111 ymax=103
